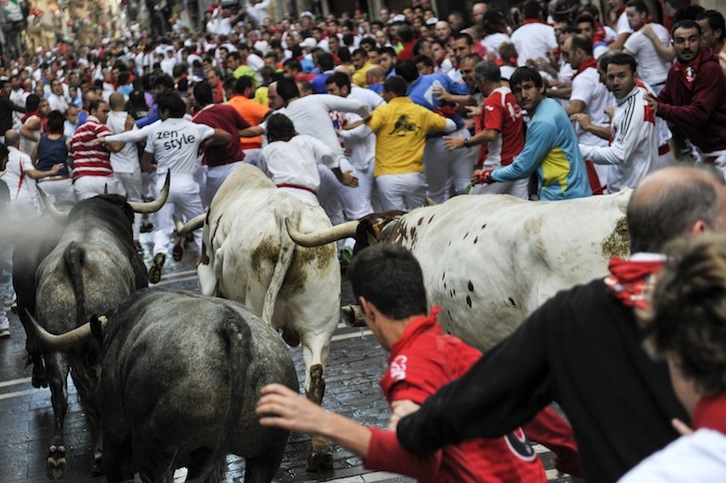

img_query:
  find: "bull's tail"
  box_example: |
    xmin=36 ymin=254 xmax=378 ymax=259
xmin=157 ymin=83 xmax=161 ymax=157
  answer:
xmin=190 ymin=316 xmax=252 ymax=483
xmin=261 ymin=212 xmax=296 ymax=323
xmin=63 ymin=241 xmax=86 ymax=328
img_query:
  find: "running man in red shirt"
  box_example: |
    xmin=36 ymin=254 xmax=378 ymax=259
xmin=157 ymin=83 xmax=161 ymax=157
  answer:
xmin=258 ymin=244 xmax=580 ymax=482
xmin=444 ymin=60 xmax=527 ymax=198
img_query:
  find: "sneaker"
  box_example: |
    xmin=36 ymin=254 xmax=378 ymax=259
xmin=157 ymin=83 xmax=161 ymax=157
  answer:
xmin=140 ymin=222 xmax=154 ymax=234
xmin=0 ymin=328 xmax=10 ymax=338
xmin=148 ymin=253 xmax=166 ymax=284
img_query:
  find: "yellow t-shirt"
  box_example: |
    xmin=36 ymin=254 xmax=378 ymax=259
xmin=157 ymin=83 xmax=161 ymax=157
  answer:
xmin=367 ymin=97 xmax=448 ymax=177
xmin=351 ymin=61 xmax=373 ymax=88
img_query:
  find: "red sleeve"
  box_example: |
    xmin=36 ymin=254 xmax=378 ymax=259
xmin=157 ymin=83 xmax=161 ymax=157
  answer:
xmin=388 ymin=380 xmax=434 ymax=405
xmin=657 ymin=64 xmax=726 ymax=126
xmin=523 ymin=407 xmax=582 ymax=478
xmin=483 ymin=96 xmax=505 ymax=133
xmin=365 ymin=427 xmax=442 ymax=482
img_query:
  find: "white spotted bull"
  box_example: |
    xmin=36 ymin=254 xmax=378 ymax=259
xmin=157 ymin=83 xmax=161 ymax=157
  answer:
xmin=20 ymin=176 xmax=169 ymax=479
xmin=30 ymin=288 xmax=298 ymax=483
xmin=288 ymin=191 xmax=631 ymax=351
xmin=176 ymin=164 xmax=340 ymax=470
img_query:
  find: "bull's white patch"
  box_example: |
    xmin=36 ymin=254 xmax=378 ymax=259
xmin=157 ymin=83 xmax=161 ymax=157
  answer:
xmin=389 ymin=355 xmax=408 ymax=382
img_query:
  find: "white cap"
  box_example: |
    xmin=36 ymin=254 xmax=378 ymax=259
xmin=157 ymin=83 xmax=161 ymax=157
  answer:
xmin=388 ymin=14 xmax=406 ymax=24
xmin=299 ymin=37 xmax=317 ymax=49
xmin=425 ymin=17 xmax=439 ymax=26
xmin=299 ymin=11 xmax=314 ymax=19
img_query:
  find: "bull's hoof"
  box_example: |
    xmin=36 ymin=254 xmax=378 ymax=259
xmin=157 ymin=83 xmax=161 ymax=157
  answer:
xmin=148 ymin=253 xmax=166 ymax=284
xmin=32 ymin=363 xmax=48 ymax=388
xmin=305 ymin=450 xmax=333 ymax=472
xmin=46 ymin=445 xmax=67 ymax=479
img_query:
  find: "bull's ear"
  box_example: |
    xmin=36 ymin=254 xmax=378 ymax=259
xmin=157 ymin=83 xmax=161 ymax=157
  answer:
xmin=90 ymin=315 xmax=108 ymax=343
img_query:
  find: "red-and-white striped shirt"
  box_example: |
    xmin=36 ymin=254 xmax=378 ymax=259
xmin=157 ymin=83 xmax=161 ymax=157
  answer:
xmin=71 ymin=116 xmax=113 ymax=181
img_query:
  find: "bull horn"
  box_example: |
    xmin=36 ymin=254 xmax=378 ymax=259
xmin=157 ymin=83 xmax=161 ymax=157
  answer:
xmin=425 ymin=195 xmax=437 ymax=206
xmin=176 ymin=213 xmax=206 ymax=237
xmin=285 ymin=218 xmax=360 ymax=247
xmin=25 ymin=309 xmax=106 ymax=350
xmin=37 ymin=187 xmax=69 ymax=223
xmin=127 ymin=171 xmax=170 ymax=214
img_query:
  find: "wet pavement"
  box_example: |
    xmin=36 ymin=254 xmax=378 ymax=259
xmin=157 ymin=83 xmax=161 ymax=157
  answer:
xmin=0 ymin=234 xmax=571 ymax=483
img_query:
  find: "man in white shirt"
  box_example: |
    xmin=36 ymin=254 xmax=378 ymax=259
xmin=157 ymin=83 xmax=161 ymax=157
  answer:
xmin=510 ymin=1 xmax=558 ymax=66
xmin=564 ymin=35 xmax=616 ymax=191
xmin=325 ymin=71 xmax=382 ymax=213
xmin=239 ymin=42 xmax=265 ymax=83
xmin=623 ymin=0 xmax=671 ymax=95
xmin=107 ymin=92 xmax=143 ymax=249
xmin=47 ymin=79 xmax=69 ymax=113
xmin=573 ymin=53 xmax=657 ymax=193
xmin=259 ymin=113 xmax=352 ymax=203
xmin=1 ymin=129 xmax=62 ymax=216
xmin=608 ymin=0 xmax=633 ymax=50
xmin=140 ymin=91 xmax=230 ymax=283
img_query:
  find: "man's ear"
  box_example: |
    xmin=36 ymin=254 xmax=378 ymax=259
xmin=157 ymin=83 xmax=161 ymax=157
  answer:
xmin=690 ymin=219 xmax=707 ymax=235
xmin=358 ymin=296 xmax=376 ymax=320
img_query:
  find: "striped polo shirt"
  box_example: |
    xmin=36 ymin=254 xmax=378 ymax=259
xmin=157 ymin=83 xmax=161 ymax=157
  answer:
xmin=70 ymin=116 xmax=113 ymax=181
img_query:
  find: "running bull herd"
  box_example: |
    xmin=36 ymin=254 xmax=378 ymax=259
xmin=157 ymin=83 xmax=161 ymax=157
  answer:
xmin=2 ymin=163 xmax=631 ymax=482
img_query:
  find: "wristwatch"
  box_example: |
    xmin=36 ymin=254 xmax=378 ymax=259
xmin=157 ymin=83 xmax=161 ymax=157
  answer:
xmin=463 ymin=137 xmax=471 ymax=148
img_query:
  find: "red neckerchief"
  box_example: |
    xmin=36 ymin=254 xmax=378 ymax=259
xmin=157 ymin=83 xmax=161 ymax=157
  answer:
xmin=633 ymin=18 xmax=653 ymax=32
xmin=692 ymin=393 xmax=726 ymax=434
xmin=594 ymin=22 xmax=606 ymax=44
xmin=21 ymin=110 xmax=38 ymax=124
xmin=674 ymin=48 xmax=711 ymax=91
xmin=573 ymin=57 xmax=598 ymax=79
xmin=604 ymin=257 xmax=664 ymax=309
xmin=521 ymin=19 xmax=541 ymax=26
xmin=611 ymin=7 xmax=625 ymax=28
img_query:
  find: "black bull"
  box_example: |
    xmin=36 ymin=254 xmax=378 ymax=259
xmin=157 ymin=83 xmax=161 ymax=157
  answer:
xmin=32 ymin=288 xmax=298 ymax=483
xmin=15 ymin=178 xmax=168 ymax=479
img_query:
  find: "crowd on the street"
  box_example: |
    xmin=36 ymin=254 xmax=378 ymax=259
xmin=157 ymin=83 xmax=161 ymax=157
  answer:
xmin=1 ymin=0 xmax=726 ymax=480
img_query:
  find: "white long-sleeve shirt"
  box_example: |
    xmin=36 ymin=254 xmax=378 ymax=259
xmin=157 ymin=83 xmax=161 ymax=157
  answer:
xmin=284 ymin=94 xmax=370 ymax=162
xmin=579 ymin=86 xmax=657 ymax=193
xmin=106 ymin=110 xmax=140 ymax=174
xmin=258 ymin=134 xmax=337 ymax=191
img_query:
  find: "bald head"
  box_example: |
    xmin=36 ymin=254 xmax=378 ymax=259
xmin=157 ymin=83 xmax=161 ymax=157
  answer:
xmin=4 ymin=130 xmax=19 ymax=147
xmin=628 ymin=166 xmax=726 ymax=253
xmin=109 ymin=92 xmax=126 ymax=110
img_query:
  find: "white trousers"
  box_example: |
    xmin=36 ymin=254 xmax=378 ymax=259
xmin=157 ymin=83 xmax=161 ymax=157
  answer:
xmin=423 ymin=131 xmax=477 ymax=203
xmin=317 ymin=158 xmax=372 ymax=221
xmin=376 ymin=172 xmax=427 ymax=211
xmin=73 ymin=175 xmax=123 ymax=201
xmin=152 ymin=173 xmax=203 ymax=257
xmin=37 ymin=178 xmax=76 ymax=206
xmin=204 ymin=161 xmax=244 ymax=207
xmin=114 ymin=171 xmax=143 ymax=240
